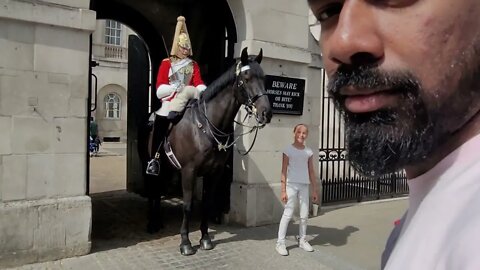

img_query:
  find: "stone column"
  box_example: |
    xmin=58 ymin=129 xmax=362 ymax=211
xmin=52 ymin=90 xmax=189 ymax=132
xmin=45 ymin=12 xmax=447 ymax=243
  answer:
xmin=227 ymin=0 xmax=322 ymax=226
xmin=0 ymin=0 xmax=95 ymax=267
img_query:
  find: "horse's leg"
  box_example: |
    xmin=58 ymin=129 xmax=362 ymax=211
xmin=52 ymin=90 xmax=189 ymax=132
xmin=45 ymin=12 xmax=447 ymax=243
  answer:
xmin=145 ymin=116 xmax=165 ymax=233
xmin=200 ymin=168 xmax=225 ymax=250
xmin=212 ymin=163 xmax=233 ymax=224
xmin=147 ymin=197 xmax=157 ymax=233
xmin=146 ymin=195 xmax=163 ymax=234
xmin=199 ymin=175 xmax=217 ymax=250
xmin=179 ymin=167 xmax=195 ymax=256
xmin=146 ymin=175 xmax=163 ymax=233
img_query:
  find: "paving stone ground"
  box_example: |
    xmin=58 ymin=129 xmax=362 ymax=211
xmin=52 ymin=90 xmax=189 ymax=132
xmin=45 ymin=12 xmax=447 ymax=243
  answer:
xmin=2 ymin=143 xmax=408 ymax=270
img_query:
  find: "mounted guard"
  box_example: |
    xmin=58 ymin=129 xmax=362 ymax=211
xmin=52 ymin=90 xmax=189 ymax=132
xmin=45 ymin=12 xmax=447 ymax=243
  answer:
xmin=139 ymin=44 xmax=272 ymax=255
xmin=147 ymin=16 xmax=207 ymax=175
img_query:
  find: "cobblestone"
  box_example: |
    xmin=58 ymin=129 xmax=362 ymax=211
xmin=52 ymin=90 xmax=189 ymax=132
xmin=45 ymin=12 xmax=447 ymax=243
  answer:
xmin=2 ymin=148 xmax=408 ymax=270
xmin=4 ymin=198 xmax=406 ymax=270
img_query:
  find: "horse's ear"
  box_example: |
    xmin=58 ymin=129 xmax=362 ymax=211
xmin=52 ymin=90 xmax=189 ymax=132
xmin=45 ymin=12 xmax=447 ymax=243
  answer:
xmin=241 ymin=47 xmax=249 ymax=65
xmin=255 ymin=48 xmax=263 ymax=64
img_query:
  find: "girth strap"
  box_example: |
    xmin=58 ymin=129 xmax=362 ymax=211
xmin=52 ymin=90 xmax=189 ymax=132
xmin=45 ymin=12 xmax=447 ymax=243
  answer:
xmin=163 ymin=139 xmax=182 ymax=170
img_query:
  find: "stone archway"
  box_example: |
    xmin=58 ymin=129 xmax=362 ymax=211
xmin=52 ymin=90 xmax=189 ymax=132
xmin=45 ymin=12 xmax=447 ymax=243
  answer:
xmin=1 ymin=0 xmax=323 ymax=267
xmin=87 ymin=0 xmax=240 ymax=251
xmin=88 ymin=0 xmax=238 ymax=191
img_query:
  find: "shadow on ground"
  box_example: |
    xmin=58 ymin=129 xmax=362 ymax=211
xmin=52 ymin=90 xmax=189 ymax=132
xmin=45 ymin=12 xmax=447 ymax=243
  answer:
xmin=91 ymin=191 xmax=359 ymax=253
xmin=91 ymin=191 xmax=201 ymax=252
xmin=211 ymin=222 xmax=359 ymax=249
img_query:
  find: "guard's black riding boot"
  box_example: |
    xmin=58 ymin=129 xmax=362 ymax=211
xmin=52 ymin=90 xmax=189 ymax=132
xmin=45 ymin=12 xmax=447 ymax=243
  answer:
xmin=146 ymin=116 xmax=170 ymax=176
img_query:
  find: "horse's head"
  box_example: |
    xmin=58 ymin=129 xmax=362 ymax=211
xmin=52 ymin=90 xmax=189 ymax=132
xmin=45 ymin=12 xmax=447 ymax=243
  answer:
xmin=234 ymin=47 xmax=272 ymax=127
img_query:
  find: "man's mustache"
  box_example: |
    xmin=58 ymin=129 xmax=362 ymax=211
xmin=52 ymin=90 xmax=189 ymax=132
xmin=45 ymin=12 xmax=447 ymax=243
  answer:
xmin=327 ymin=66 xmax=420 ymax=98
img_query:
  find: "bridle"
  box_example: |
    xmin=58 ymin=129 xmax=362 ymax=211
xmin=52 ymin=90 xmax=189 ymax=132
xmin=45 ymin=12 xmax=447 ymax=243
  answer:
xmin=197 ymin=61 xmax=269 ymax=155
xmin=234 ymin=62 xmax=269 ymax=127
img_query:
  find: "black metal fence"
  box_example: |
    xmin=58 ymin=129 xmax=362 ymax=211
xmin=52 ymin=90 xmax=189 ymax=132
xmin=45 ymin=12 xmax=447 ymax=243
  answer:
xmin=319 ymin=70 xmax=409 ymax=204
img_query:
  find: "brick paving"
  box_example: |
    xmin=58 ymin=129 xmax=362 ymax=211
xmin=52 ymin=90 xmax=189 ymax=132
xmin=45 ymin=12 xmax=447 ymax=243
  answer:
xmin=2 ymin=144 xmax=408 ymax=270
xmin=4 ymin=192 xmax=407 ymax=270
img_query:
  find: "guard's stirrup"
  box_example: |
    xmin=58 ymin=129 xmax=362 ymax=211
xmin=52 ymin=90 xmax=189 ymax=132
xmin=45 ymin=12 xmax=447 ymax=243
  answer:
xmin=146 ymin=159 xmax=160 ymax=176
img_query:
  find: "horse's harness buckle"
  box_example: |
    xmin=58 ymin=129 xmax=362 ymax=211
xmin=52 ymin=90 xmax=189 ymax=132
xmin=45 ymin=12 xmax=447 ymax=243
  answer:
xmin=217 ymin=143 xmax=227 ymax=152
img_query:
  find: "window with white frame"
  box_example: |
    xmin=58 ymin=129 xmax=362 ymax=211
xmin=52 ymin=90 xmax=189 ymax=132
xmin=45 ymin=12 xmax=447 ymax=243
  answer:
xmin=105 ymin=93 xmax=121 ymax=119
xmin=105 ymin=20 xmax=122 ymax=46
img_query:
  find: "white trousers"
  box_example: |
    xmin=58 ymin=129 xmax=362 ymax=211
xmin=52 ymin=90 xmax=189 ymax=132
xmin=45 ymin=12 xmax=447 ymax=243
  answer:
xmin=277 ymin=182 xmax=310 ymax=244
xmin=168 ymin=86 xmax=200 ymax=112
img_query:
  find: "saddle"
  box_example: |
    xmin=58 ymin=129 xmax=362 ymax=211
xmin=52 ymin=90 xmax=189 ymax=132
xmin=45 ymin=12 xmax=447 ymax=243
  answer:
xmin=167 ymin=99 xmax=198 ymax=124
xmin=163 ymin=139 xmax=182 ymax=170
xmin=146 ymin=101 xmax=197 ymax=176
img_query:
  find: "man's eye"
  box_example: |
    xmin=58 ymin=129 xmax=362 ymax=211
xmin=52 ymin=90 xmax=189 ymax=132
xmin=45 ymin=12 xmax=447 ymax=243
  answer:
xmin=317 ymin=3 xmax=342 ymax=23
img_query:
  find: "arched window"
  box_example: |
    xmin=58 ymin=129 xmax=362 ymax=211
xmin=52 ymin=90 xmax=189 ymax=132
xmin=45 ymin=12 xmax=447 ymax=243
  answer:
xmin=105 ymin=93 xmax=121 ymax=119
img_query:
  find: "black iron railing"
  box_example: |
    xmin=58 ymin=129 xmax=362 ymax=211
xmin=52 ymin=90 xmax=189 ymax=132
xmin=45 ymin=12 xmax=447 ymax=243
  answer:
xmin=319 ymin=69 xmax=408 ymax=204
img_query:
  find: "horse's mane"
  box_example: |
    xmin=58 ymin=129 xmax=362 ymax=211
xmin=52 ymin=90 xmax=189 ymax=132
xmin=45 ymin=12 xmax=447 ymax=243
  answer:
xmin=200 ymin=58 xmax=264 ymax=102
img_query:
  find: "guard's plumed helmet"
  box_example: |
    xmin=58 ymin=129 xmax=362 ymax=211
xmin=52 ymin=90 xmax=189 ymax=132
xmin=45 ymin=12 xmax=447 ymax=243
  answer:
xmin=170 ymin=16 xmax=192 ymax=56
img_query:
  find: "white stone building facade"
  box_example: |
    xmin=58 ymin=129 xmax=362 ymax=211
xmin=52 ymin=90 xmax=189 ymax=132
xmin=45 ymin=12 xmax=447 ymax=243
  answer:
xmin=91 ymin=20 xmax=135 ymax=142
xmin=0 ymin=0 xmax=95 ymax=267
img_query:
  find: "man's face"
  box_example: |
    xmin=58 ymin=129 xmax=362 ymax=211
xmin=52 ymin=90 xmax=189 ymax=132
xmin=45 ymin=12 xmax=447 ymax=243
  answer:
xmin=309 ymin=0 xmax=480 ymax=175
xmin=176 ymin=46 xmax=190 ymax=59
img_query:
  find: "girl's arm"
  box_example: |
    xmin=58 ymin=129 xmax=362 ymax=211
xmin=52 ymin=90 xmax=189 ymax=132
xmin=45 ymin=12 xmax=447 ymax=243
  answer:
xmin=308 ymin=156 xmax=319 ymax=203
xmin=281 ymin=153 xmax=289 ymax=203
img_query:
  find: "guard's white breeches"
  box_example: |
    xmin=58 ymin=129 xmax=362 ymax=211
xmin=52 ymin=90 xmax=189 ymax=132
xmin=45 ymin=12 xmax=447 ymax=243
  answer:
xmin=277 ymin=182 xmax=310 ymax=244
xmin=168 ymin=86 xmax=200 ymax=112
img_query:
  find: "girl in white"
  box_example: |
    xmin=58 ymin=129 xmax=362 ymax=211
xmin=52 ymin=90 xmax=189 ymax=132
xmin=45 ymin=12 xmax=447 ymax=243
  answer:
xmin=276 ymin=124 xmax=318 ymax=256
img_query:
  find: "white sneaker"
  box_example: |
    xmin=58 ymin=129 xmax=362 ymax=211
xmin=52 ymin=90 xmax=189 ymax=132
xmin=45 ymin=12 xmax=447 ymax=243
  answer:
xmin=298 ymin=238 xmax=314 ymax=252
xmin=275 ymin=243 xmax=288 ymax=256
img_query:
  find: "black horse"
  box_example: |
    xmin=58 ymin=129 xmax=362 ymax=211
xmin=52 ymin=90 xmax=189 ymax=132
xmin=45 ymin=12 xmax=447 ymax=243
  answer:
xmin=140 ymin=47 xmax=272 ymax=255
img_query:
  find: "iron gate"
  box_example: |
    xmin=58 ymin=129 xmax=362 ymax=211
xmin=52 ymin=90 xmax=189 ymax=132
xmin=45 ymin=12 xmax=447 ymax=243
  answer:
xmin=318 ymin=70 xmax=408 ymax=204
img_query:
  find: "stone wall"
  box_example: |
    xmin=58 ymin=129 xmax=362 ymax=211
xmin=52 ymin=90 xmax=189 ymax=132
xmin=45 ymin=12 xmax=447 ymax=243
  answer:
xmin=227 ymin=0 xmax=322 ymax=227
xmin=0 ymin=0 xmax=95 ymax=267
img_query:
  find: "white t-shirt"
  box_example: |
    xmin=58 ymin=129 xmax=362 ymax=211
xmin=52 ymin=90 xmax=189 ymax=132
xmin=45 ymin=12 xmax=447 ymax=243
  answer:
xmin=384 ymin=133 xmax=480 ymax=270
xmin=283 ymin=144 xmax=313 ymax=184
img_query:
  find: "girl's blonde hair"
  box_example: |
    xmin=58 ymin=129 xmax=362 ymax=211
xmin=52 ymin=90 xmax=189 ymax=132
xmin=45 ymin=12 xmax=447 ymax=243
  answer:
xmin=293 ymin=123 xmax=308 ymax=133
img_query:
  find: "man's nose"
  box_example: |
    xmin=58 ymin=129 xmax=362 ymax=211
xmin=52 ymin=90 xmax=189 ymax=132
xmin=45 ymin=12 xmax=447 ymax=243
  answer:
xmin=326 ymin=1 xmax=384 ymax=67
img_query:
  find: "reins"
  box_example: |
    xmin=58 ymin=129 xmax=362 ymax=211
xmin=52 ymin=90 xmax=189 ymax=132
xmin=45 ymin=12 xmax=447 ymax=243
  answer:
xmin=196 ymin=62 xmax=267 ymax=155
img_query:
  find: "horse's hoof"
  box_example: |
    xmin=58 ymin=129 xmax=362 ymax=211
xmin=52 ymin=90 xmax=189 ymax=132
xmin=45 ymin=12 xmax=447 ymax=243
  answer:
xmin=179 ymin=244 xmax=195 ymax=256
xmin=199 ymin=238 xmax=214 ymax=250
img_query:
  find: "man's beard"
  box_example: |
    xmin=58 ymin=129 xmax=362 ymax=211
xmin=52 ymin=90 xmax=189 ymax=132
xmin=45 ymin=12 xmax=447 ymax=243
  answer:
xmin=328 ymin=67 xmax=442 ymax=176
